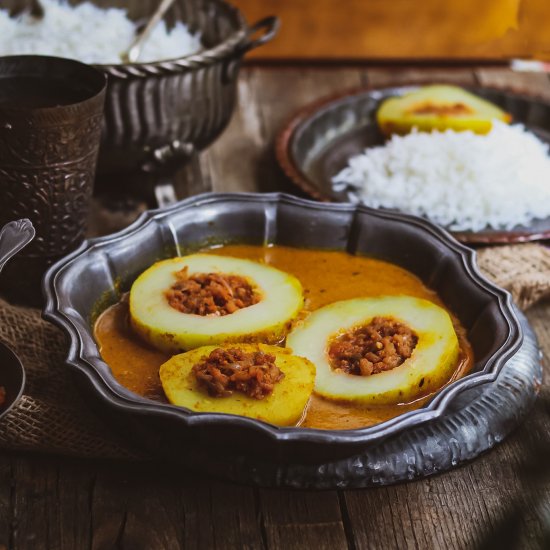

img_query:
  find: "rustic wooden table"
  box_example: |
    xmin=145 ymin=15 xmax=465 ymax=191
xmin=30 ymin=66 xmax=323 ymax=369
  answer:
xmin=1 ymin=65 xmax=549 ymax=550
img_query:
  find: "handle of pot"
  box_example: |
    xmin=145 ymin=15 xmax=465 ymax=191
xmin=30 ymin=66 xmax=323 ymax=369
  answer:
xmin=240 ymin=16 xmax=280 ymax=54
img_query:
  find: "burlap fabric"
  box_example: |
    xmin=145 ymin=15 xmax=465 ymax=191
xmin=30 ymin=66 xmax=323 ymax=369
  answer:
xmin=0 ymin=244 xmax=549 ymax=460
xmin=0 ymin=300 xmax=142 ymax=460
xmin=476 ymin=244 xmax=550 ymax=309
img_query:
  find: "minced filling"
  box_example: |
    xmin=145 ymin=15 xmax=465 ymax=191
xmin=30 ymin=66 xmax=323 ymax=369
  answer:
xmin=407 ymin=101 xmax=474 ymax=116
xmin=165 ymin=267 xmax=260 ymax=316
xmin=192 ymin=348 xmax=284 ymax=399
xmin=328 ymin=316 xmax=418 ymax=376
xmin=0 ymin=386 xmax=5 ymax=407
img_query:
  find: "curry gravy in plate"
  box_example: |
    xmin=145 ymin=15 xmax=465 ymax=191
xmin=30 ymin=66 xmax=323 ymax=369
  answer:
xmin=94 ymin=245 xmax=473 ymax=430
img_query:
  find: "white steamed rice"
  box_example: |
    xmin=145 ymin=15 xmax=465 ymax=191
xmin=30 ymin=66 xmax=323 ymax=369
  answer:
xmin=0 ymin=0 xmax=202 ymax=64
xmin=332 ymin=120 xmax=550 ymax=231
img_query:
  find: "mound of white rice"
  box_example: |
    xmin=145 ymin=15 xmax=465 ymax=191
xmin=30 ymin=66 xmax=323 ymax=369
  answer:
xmin=332 ymin=120 xmax=550 ymax=231
xmin=0 ymin=0 xmax=202 ymax=64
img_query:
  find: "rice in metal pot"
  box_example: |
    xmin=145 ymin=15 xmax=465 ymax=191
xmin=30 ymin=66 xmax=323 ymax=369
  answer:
xmin=0 ymin=0 xmax=202 ymax=64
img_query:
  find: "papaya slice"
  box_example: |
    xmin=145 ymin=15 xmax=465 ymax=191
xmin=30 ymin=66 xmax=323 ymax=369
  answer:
xmin=130 ymin=254 xmax=304 ymax=353
xmin=286 ymin=296 xmax=460 ymax=406
xmin=159 ymin=344 xmax=315 ymax=426
xmin=377 ymin=84 xmax=511 ymax=136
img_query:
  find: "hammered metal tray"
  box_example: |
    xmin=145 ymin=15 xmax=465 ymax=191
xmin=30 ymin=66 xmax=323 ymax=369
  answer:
xmin=44 ymin=193 xmax=525 ymax=481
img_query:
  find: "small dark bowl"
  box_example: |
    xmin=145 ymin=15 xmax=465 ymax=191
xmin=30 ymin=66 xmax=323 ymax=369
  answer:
xmin=43 ymin=193 xmax=522 ymax=464
xmin=0 ymin=342 xmax=25 ymax=420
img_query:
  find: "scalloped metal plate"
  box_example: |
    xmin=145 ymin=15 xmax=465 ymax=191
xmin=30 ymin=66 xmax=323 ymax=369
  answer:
xmin=43 ymin=193 xmax=523 ymax=465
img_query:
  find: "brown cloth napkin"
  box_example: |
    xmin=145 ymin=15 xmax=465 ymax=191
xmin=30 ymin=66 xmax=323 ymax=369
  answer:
xmin=0 ymin=244 xmax=549 ymax=460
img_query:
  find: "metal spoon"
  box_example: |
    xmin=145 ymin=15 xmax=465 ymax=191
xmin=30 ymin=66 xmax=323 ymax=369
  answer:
xmin=121 ymin=0 xmax=177 ymax=64
xmin=0 ymin=219 xmax=34 ymax=420
xmin=0 ymin=219 xmax=35 ymax=273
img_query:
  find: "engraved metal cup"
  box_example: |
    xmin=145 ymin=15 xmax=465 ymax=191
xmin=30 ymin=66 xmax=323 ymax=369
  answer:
xmin=0 ymin=55 xmax=106 ymax=305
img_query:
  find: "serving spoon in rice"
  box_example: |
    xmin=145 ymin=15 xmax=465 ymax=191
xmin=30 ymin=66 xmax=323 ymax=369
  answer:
xmin=10 ymin=0 xmax=176 ymax=65
xmin=121 ymin=0 xmax=177 ymax=64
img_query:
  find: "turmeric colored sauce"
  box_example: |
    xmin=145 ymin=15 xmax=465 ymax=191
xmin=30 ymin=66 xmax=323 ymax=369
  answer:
xmin=94 ymin=245 xmax=473 ymax=430
xmin=95 ymin=298 xmax=168 ymax=402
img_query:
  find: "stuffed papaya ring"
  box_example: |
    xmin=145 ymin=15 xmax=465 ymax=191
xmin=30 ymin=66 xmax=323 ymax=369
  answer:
xmin=160 ymin=344 xmax=315 ymax=426
xmin=130 ymin=254 xmax=304 ymax=353
xmin=286 ymin=296 xmax=460 ymax=405
xmin=377 ymin=84 xmax=511 ymax=136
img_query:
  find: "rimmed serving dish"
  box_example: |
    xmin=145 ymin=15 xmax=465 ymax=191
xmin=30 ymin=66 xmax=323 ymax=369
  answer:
xmin=43 ymin=193 xmax=522 ymax=464
xmin=276 ymin=84 xmax=550 ymax=244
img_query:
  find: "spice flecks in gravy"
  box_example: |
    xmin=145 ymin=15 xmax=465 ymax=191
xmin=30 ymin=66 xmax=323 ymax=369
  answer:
xmin=94 ymin=245 xmax=473 ymax=430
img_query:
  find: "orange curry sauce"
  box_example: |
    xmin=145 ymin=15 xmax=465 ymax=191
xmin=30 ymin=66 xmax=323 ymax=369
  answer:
xmin=94 ymin=245 xmax=473 ymax=430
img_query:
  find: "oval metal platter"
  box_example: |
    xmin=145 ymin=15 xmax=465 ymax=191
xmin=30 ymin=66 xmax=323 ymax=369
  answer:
xmin=277 ymin=84 xmax=550 ymax=244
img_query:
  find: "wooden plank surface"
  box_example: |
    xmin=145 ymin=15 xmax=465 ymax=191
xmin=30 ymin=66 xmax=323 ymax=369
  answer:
xmin=207 ymin=67 xmax=363 ymax=195
xmin=1 ymin=66 xmax=550 ymax=550
xmin=258 ymin=489 xmax=348 ymax=549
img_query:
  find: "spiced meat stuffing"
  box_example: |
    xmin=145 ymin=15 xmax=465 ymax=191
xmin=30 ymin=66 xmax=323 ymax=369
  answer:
xmin=193 ymin=348 xmax=284 ymax=399
xmin=166 ymin=267 xmax=260 ymax=316
xmin=328 ymin=316 xmax=418 ymax=376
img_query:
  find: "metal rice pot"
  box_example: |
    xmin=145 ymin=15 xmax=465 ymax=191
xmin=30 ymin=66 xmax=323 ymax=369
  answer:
xmin=7 ymin=0 xmax=278 ymax=202
xmin=96 ymin=0 xmax=279 ymax=184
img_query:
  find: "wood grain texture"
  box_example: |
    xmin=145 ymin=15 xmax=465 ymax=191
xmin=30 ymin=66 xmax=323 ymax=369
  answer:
xmin=91 ymin=465 xmax=183 ymax=550
xmin=180 ymin=480 xmax=263 ymax=549
xmin=10 ymin=457 xmax=95 ymax=550
xmin=0 ymin=456 xmax=11 ymax=550
xmin=207 ymin=67 xmax=363 ymax=195
xmin=367 ymin=67 xmax=477 ymax=87
xmin=259 ymin=489 xmax=347 ymax=549
xmin=475 ymin=67 xmax=550 ymax=99
xmin=1 ymin=66 xmax=550 ymax=550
